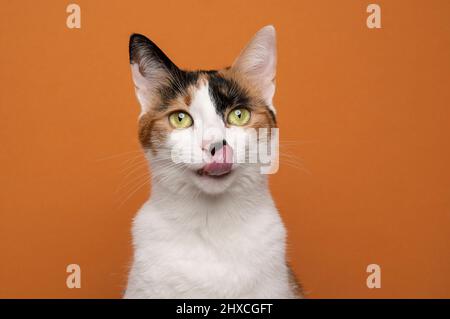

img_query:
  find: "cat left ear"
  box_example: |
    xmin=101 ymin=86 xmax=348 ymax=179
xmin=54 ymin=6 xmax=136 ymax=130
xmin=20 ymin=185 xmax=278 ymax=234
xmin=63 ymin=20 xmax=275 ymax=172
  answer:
xmin=231 ymin=25 xmax=277 ymax=108
xmin=129 ymin=34 xmax=179 ymax=115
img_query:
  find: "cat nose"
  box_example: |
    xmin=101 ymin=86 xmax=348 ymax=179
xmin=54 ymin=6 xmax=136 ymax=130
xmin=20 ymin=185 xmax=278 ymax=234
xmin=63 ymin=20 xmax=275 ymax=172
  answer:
xmin=209 ymin=139 xmax=227 ymax=157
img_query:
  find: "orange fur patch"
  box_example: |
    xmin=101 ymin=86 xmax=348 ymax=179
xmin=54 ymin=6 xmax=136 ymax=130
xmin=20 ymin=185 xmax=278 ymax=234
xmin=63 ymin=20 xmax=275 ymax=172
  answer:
xmin=138 ymin=86 xmax=195 ymax=153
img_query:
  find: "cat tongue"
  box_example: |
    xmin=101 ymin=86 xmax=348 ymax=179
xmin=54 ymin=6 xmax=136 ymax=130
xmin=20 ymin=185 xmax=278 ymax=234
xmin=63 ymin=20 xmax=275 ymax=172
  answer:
xmin=202 ymin=144 xmax=233 ymax=176
xmin=202 ymin=162 xmax=233 ymax=176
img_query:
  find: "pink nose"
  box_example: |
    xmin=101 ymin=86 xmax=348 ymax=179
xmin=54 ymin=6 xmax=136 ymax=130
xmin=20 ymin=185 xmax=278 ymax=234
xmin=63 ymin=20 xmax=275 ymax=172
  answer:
xmin=200 ymin=141 xmax=233 ymax=176
xmin=209 ymin=141 xmax=232 ymax=163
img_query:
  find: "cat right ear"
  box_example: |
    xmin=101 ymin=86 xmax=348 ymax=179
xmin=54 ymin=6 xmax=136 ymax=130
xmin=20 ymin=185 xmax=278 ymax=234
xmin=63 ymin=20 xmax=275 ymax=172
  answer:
xmin=129 ymin=34 xmax=178 ymax=115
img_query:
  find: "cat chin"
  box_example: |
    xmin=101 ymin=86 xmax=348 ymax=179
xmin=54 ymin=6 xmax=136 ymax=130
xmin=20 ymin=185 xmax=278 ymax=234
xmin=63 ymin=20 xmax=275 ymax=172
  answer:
xmin=190 ymin=168 xmax=238 ymax=195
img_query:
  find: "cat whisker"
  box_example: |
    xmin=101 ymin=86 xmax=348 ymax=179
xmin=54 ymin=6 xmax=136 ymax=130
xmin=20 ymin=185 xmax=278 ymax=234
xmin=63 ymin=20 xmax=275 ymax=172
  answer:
xmin=94 ymin=149 xmax=143 ymax=162
xmin=116 ymin=170 xmax=151 ymax=194
xmin=116 ymin=176 xmax=151 ymax=209
xmin=120 ymin=159 xmax=150 ymax=175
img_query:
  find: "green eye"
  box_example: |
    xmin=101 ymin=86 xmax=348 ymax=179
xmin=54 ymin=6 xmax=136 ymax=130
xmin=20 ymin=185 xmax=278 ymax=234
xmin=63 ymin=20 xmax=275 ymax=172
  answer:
xmin=227 ymin=108 xmax=251 ymax=126
xmin=169 ymin=111 xmax=193 ymax=129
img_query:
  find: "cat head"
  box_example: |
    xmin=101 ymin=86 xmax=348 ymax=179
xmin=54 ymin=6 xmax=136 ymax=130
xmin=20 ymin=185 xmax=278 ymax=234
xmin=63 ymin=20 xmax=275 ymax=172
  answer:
xmin=129 ymin=26 xmax=278 ymax=196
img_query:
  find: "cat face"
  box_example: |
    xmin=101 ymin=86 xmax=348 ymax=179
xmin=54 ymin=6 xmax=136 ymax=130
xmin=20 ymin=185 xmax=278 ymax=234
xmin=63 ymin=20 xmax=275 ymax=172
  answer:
xmin=129 ymin=26 xmax=277 ymax=195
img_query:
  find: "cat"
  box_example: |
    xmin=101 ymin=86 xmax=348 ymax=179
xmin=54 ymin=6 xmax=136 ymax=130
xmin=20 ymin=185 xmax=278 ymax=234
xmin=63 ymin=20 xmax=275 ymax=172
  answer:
xmin=124 ymin=25 xmax=301 ymax=298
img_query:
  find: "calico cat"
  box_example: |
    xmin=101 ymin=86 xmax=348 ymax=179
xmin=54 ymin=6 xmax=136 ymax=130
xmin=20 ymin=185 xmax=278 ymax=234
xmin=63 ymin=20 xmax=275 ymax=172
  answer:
xmin=124 ymin=26 xmax=301 ymax=298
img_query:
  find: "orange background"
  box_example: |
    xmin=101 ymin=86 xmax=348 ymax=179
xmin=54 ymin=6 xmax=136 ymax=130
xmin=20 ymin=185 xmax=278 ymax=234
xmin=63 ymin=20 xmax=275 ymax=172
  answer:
xmin=1 ymin=0 xmax=449 ymax=298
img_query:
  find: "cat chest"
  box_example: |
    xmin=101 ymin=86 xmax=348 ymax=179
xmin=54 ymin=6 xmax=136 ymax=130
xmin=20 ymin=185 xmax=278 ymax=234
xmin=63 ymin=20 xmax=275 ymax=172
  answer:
xmin=135 ymin=230 xmax=282 ymax=296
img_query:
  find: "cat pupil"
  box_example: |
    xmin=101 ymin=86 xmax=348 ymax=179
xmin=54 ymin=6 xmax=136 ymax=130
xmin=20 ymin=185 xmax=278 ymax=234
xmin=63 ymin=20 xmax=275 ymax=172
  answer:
xmin=235 ymin=110 xmax=241 ymax=118
xmin=178 ymin=113 xmax=185 ymax=121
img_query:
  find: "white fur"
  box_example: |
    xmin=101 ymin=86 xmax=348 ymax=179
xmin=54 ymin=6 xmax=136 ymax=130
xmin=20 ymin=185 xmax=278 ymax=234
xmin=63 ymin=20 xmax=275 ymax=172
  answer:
xmin=124 ymin=174 xmax=294 ymax=298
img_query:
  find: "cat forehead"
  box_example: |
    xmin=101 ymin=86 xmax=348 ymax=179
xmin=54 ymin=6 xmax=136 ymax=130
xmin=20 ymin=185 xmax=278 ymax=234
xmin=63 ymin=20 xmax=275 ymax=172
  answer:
xmin=160 ymin=70 xmax=251 ymax=116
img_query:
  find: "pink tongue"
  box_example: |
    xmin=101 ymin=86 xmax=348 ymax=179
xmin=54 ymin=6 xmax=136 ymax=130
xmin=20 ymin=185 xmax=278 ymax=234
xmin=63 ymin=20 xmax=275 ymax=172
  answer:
xmin=202 ymin=144 xmax=233 ymax=176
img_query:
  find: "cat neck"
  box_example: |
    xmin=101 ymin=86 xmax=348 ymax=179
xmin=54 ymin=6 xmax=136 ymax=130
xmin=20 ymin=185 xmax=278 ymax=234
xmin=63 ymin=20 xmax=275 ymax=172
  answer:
xmin=147 ymin=173 xmax=275 ymax=229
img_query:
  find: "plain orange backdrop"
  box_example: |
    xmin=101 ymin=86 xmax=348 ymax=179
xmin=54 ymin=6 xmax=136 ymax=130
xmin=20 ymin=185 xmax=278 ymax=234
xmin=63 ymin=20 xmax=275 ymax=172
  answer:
xmin=0 ymin=0 xmax=449 ymax=298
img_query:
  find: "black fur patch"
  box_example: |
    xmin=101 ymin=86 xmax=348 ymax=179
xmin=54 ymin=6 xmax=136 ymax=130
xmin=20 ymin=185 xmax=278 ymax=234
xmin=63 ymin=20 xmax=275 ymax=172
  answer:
xmin=207 ymin=73 xmax=250 ymax=117
xmin=129 ymin=33 xmax=177 ymax=72
xmin=130 ymin=33 xmax=201 ymax=111
xmin=157 ymin=70 xmax=199 ymax=111
xmin=157 ymin=70 xmax=252 ymax=118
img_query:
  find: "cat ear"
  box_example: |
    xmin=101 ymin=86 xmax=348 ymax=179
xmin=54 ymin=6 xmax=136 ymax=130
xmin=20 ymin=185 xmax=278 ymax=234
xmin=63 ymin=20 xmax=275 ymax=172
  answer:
xmin=232 ymin=25 xmax=277 ymax=108
xmin=129 ymin=34 xmax=179 ymax=115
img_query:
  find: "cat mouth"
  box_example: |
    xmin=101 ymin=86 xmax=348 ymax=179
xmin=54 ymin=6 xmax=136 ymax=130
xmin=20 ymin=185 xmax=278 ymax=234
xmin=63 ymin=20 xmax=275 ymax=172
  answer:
xmin=196 ymin=169 xmax=232 ymax=178
xmin=196 ymin=162 xmax=233 ymax=178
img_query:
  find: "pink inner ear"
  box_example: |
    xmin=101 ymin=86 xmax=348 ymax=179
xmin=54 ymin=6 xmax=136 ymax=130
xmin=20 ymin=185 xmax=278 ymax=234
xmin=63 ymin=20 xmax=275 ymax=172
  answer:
xmin=231 ymin=26 xmax=277 ymax=105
